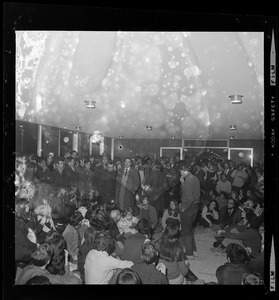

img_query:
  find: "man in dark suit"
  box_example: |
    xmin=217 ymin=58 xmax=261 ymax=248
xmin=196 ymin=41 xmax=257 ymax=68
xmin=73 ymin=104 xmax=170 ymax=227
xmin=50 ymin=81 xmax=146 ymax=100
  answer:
xmin=115 ymin=157 xmax=140 ymax=210
xmin=62 ymin=156 xmax=79 ymax=188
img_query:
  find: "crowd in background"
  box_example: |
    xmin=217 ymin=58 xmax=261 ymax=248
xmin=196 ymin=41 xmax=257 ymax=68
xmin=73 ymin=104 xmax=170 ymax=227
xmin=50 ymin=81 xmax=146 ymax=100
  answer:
xmin=13 ymin=149 xmax=265 ymax=285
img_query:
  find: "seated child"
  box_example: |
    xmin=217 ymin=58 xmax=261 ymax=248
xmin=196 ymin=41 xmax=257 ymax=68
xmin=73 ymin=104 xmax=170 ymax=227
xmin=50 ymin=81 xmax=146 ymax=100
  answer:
xmin=117 ymin=206 xmax=139 ymax=237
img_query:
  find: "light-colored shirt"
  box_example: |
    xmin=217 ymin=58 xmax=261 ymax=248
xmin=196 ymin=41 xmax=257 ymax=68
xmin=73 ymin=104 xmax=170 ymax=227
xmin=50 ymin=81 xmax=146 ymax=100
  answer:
xmin=216 ymin=180 xmax=231 ymax=195
xmin=117 ymin=217 xmax=138 ymax=235
xmin=84 ymin=249 xmax=133 ymax=284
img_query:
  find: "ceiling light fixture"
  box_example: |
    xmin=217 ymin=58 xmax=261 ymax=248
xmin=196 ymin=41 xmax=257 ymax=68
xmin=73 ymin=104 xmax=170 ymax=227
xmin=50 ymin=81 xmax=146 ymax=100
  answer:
xmin=229 ymin=94 xmax=243 ymax=104
xmin=146 ymin=126 xmax=152 ymax=131
xmin=171 ymin=136 xmax=175 ymax=139
xmin=230 ymin=125 xmax=237 ymax=130
xmin=229 ymin=135 xmax=235 ymax=140
xmin=119 ymin=136 xmax=123 ymax=139
xmin=75 ymin=126 xmax=81 ymax=131
xmin=84 ymin=100 xmax=96 ymax=108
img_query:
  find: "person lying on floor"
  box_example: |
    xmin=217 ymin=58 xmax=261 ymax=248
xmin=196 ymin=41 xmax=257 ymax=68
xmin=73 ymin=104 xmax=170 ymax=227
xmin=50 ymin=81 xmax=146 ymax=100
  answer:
xmin=211 ymin=208 xmax=261 ymax=259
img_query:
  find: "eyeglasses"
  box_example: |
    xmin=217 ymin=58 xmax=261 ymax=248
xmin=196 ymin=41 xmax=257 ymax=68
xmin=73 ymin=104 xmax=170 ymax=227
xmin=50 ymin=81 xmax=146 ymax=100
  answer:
xmin=227 ymin=202 xmax=235 ymax=205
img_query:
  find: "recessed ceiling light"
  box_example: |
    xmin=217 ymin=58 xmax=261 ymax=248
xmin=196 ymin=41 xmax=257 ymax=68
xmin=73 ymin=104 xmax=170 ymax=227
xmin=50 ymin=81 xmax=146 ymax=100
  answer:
xmin=230 ymin=125 xmax=237 ymax=130
xmin=146 ymin=126 xmax=152 ymax=131
xmin=229 ymin=94 xmax=243 ymax=104
xmin=229 ymin=135 xmax=235 ymax=139
xmin=171 ymin=136 xmax=175 ymax=139
xmin=75 ymin=126 xmax=81 ymax=131
xmin=119 ymin=136 xmax=123 ymax=139
xmin=84 ymin=100 xmax=96 ymax=108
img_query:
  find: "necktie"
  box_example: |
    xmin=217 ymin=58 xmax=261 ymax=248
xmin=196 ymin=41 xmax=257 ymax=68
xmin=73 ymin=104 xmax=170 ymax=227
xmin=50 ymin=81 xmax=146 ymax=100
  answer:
xmin=125 ymin=168 xmax=128 ymax=176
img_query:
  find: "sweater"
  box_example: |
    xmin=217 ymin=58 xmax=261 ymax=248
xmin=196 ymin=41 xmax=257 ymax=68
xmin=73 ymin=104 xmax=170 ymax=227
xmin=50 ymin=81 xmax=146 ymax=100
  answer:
xmin=131 ymin=261 xmax=168 ymax=284
xmin=216 ymin=262 xmax=250 ymax=285
xmin=180 ymin=173 xmax=200 ymax=211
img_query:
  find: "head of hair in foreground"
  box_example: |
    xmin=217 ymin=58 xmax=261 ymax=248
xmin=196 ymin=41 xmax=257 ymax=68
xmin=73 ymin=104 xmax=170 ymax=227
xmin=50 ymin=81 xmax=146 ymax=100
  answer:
xmin=140 ymin=241 xmax=159 ymax=265
xmin=116 ymin=268 xmax=142 ymax=284
xmin=226 ymin=243 xmax=251 ymax=264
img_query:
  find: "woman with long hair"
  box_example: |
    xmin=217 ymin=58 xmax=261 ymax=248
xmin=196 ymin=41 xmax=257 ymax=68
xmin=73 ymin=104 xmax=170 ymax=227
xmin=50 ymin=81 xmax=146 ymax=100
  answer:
xmin=78 ymin=227 xmax=97 ymax=282
xmin=155 ymin=222 xmax=189 ymax=284
xmin=161 ymin=199 xmax=181 ymax=230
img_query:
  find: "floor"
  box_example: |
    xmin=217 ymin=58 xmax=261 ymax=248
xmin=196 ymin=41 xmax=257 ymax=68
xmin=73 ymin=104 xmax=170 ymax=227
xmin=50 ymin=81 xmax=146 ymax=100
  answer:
xmin=186 ymin=225 xmax=227 ymax=283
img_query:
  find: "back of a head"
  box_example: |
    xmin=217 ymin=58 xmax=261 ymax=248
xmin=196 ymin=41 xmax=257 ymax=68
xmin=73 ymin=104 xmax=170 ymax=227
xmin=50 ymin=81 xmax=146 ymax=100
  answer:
xmin=140 ymin=241 xmax=158 ymax=265
xmin=179 ymin=160 xmax=191 ymax=171
xmin=163 ymin=223 xmax=181 ymax=241
xmin=226 ymin=243 xmax=251 ymax=264
xmin=69 ymin=211 xmax=83 ymax=227
xmin=31 ymin=244 xmax=51 ymax=267
xmin=136 ymin=218 xmax=152 ymax=236
xmin=94 ymin=232 xmax=115 ymax=256
xmin=25 ymin=275 xmax=51 ymax=285
xmin=116 ymin=268 xmax=142 ymax=284
xmin=245 ymin=209 xmax=259 ymax=228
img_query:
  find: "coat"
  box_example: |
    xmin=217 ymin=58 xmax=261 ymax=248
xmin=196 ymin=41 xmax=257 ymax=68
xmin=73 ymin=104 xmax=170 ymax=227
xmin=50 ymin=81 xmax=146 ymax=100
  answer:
xmin=115 ymin=167 xmax=140 ymax=210
xmin=144 ymin=169 xmax=168 ymax=213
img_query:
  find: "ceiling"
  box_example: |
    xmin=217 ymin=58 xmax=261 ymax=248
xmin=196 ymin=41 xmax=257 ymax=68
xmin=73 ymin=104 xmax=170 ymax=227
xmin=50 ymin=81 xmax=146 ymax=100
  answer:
xmin=15 ymin=31 xmax=264 ymax=140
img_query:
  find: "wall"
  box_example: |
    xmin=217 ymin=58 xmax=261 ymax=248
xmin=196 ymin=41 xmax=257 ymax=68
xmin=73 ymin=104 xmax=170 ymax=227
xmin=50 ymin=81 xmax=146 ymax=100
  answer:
xmin=15 ymin=121 xmax=264 ymax=164
xmin=113 ymin=138 xmax=182 ymax=160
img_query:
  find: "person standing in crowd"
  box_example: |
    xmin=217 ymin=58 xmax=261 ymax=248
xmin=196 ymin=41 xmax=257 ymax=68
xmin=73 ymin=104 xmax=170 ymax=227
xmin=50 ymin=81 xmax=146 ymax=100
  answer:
xmin=62 ymin=156 xmax=79 ymax=188
xmin=216 ymin=174 xmax=232 ymax=198
xmin=144 ymin=160 xmax=168 ymax=219
xmin=51 ymin=157 xmax=65 ymax=187
xmin=179 ymin=160 xmax=201 ymax=259
xmin=98 ymin=159 xmax=116 ymax=205
xmin=78 ymin=158 xmax=94 ymax=195
xmin=34 ymin=157 xmax=52 ymax=184
xmin=115 ymin=157 xmax=140 ymax=210
xmin=231 ymin=164 xmax=247 ymax=193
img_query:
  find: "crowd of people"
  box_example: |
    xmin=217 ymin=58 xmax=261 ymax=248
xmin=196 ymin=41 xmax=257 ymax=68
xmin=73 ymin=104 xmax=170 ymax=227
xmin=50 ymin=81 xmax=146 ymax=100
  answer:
xmin=14 ymin=150 xmax=265 ymax=285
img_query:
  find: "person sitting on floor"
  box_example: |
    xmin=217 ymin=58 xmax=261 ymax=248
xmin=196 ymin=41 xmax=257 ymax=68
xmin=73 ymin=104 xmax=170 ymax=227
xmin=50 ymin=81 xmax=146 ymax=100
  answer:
xmin=15 ymin=244 xmax=82 ymax=285
xmin=198 ymin=200 xmax=219 ymax=229
xmin=116 ymin=268 xmax=142 ymax=284
xmin=130 ymin=241 xmax=169 ymax=284
xmin=84 ymin=232 xmax=133 ymax=284
xmin=215 ymin=243 xmax=251 ymax=285
xmin=161 ymin=199 xmax=181 ymax=230
xmin=213 ymin=209 xmax=262 ymax=258
xmin=121 ymin=218 xmax=153 ymax=264
xmin=155 ymin=222 xmax=189 ymax=284
xmin=117 ymin=206 xmax=139 ymax=238
xmin=137 ymin=196 xmax=158 ymax=231
xmin=62 ymin=210 xmax=84 ymax=263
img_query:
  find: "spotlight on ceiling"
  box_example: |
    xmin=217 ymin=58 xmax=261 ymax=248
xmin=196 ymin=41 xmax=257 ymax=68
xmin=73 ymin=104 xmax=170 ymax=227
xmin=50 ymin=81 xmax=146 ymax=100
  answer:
xmin=75 ymin=126 xmax=81 ymax=131
xmin=146 ymin=126 xmax=152 ymax=131
xmin=84 ymin=100 xmax=96 ymax=108
xmin=119 ymin=136 xmax=123 ymax=139
xmin=229 ymin=135 xmax=235 ymax=140
xmin=229 ymin=94 xmax=243 ymax=104
xmin=171 ymin=136 xmax=175 ymax=139
xmin=230 ymin=125 xmax=237 ymax=130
